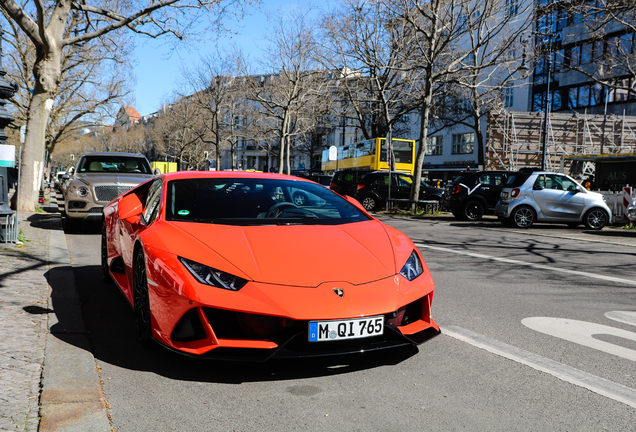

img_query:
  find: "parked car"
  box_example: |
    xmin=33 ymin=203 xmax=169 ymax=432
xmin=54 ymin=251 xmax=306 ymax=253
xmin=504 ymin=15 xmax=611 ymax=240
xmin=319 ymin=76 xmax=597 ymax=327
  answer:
xmin=495 ymin=171 xmax=612 ymax=230
xmin=63 ymin=152 xmax=155 ymax=230
xmin=330 ymin=169 xmax=372 ymax=197
xmin=102 ymin=171 xmax=439 ymax=359
xmin=442 ymin=170 xmax=519 ymax=221
xmin=53 ymin=171 xmax=66 ymax=190
xmin=354 ymin=171 xmax=444 ymax=211
xmin=628 ymin=199 xmax=636 ymax=223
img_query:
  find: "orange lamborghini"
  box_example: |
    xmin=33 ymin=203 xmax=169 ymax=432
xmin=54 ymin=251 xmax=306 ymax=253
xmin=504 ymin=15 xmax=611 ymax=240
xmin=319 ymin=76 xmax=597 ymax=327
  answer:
xmin=102 ymin=171 xmax=439 ymax=360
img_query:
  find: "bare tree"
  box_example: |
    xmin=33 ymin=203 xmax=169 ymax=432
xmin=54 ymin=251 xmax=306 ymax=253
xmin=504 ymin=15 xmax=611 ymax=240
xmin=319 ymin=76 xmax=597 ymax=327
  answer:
xmin=319 ymin=0 xmax=418 ymax=140
xmin=2 ymin=11 xmax=134 ymax=160
xmin=426 ymin=0 xmax=533 ymax=169
xmin=184 ymin=50 xmax=246 ymax=171
xmin=241 ymin=7 xmax=322 ymax=174
xmin=0 ymin=0 xmax=256 ymax=211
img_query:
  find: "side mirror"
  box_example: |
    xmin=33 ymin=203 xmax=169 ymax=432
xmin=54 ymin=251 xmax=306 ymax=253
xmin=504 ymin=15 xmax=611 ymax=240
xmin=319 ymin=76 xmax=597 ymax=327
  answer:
xmin=533 ymin=184 xmax=544 ymax=191
xmin=62 ymin=174 xmax=70 ymax=180
xmin=567 ymin=186 xmax=579 ymax=193
xmin=154 ymin=168 xmax=162 ymax=176
xmin=118 ymin=193 xmax=143 ymax=224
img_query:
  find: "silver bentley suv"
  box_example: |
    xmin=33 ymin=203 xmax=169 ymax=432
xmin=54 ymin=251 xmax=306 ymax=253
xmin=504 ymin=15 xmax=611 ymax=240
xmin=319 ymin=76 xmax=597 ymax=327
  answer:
xmin=63 ymin=152 xmax=154 ymax=229
xmin=495 ymin=170 xmax=611 ymax=230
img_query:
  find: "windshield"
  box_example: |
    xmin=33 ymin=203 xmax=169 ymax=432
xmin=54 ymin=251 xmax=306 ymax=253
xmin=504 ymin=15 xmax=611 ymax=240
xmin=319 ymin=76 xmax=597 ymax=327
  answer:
xmin=78 ymin=156 xmax=152 ymax=174
xmin=165 ymin=178 xmax=371 ymax=226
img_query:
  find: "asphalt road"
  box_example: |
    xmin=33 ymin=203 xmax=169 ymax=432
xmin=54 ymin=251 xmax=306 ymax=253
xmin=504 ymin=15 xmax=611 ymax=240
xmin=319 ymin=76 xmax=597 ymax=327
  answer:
xmin=64 ymin=217 xmax=636 ymax=431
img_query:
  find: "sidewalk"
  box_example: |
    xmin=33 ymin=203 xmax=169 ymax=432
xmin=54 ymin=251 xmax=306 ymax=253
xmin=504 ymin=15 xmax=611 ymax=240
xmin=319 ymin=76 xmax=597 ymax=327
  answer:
xmin=0 ymin=189 xmax=110 ymax=432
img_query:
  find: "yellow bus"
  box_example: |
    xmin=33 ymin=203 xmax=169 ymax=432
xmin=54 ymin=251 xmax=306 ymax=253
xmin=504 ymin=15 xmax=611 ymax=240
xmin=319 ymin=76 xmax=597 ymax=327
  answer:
xmin=321 ymin=137 xmax=416 ymax=175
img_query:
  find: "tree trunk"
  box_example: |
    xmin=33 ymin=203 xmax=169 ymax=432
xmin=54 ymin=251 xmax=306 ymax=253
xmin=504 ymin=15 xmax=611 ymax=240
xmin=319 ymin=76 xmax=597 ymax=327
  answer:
xmin=18 ymin=78 xmax=57 ymax=211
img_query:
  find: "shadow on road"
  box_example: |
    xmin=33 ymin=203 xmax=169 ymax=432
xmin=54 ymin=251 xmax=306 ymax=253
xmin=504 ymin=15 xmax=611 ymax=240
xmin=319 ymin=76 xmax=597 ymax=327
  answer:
xmin=49 ymin=263 xmax=422 ymax=384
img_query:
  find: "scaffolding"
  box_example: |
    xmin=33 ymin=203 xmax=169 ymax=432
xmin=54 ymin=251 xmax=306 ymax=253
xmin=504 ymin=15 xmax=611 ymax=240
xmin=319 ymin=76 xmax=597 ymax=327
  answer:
xmin=486 ymin=110 xmax=636 ymax=175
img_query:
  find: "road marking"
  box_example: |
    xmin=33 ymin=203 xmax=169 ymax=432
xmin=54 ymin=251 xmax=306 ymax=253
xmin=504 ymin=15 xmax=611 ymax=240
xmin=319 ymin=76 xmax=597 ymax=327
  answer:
xmin=606 ymin=311 xmax=636 ymax=327
xmin=442 ymin=325 xmax=636 ymax=409
xmin=414 ymin=243 xmax=636 ymax=286
xmin=522 ymin=317 xmax=636 ymax=362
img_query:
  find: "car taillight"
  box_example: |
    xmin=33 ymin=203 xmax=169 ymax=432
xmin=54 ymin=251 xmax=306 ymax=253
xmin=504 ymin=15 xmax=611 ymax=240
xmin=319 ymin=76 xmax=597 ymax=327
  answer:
xmin=451 ymin=185 xmax=461 ymax=194
xmin=330 ymin=182 xmax=336 ymax=189
xmin=510 ymin=188 xmax=520 ymax=198
xmin=357 ymin=183 xmax=365 ymax=191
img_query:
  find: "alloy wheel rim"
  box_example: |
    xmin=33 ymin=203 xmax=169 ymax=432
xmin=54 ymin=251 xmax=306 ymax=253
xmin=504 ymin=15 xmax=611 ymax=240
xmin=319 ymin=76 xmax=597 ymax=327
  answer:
xmin=515 ymin=208 xmax=533 ymax=227
xmin=588 ymin=210 xmax=606 ymax=229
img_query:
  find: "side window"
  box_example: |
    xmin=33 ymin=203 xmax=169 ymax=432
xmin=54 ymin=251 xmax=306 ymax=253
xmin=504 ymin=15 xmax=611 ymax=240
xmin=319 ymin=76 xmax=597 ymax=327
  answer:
xmin=534 ymin=175 xmax=546 ymax=189
xmin=144 ymin=179 xmax=163 ymax=225
xmin=479 ymin=174 xmax=491 ymax=185
xmin=493 ymin=174 xmax=505 ymax=185
xmin=545 ymin=174 xmax=564 ymax=190
xmin=559 ymin=176 xmax=578 ymax=191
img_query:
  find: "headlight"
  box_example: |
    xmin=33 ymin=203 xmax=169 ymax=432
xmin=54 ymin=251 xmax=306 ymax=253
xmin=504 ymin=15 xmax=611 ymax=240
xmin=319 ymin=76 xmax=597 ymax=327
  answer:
xmin=77 ymin=186 xmax=89 ymax=197
xmin=180 ymin=257 xmax=248 ymax=291
xmin=68 ymin=184 xmax=89 ymax=197
xmin=399 ymin=250 xmax=423 ymax=281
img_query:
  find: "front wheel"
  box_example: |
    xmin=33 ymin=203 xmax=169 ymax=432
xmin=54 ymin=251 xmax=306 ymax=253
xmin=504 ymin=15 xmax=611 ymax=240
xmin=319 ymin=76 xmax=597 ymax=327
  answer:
xmin=584 ymin=208 xmax=608 ymax=230
xmin=511 ymin=206 xmax=535 ymax=228
xmin=133 ymin=249 xmax=153 ymax=347
xmin=361 ymin=195 xmax=378 ymax=212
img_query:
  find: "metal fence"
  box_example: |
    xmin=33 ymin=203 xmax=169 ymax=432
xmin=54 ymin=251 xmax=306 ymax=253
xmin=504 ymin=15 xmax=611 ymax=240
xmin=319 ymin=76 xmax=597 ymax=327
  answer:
xmin=597 ymin=186 xmax=634 ymax=224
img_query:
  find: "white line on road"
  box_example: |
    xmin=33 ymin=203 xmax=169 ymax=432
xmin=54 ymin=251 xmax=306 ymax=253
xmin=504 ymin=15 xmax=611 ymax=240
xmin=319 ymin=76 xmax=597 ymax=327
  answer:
xmin=606 ymin=311 xmax=636 ymax=327
xmin=414 ymin=243 xmax=636 ymax=286
xmin=442 ymin=325 xmax=636 ymax=409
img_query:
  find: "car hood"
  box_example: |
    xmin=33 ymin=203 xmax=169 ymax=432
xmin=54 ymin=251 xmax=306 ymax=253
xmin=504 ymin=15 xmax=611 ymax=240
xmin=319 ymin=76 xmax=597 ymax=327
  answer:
xmin=76 ymin=172 xmax=153 ymax=186
xmin=169 ymin=220 xmax=397 ymax=287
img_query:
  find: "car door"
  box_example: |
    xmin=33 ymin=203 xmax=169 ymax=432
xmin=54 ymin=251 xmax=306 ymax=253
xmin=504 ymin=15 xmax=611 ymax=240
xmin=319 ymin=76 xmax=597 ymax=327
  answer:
xmin=395 ymin=174 xmax=414 ymax=200
xmin=473 ymin=172 xmax=503 ymax=208
xmin=532 ymin=174 xmax=587 ymax=220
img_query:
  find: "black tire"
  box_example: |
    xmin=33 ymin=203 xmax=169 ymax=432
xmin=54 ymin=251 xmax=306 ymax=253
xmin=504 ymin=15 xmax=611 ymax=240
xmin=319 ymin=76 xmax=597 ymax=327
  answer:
xmin=101 ymin=223 xmax=113 ymax=283
xmin=361 ymin=195 xmax=377 ymax=211
xmin=463 ymin=200 xmax=484 ymax=221
xmin=584 ymin=208 xmax=608 ymax=230
xmin=510 ymin=206 xmax=535 ymax=228
xmin=292 ymin=192 xmax=308 ymax=206
xmin=133 ymin=249 xmax=153 ymax=347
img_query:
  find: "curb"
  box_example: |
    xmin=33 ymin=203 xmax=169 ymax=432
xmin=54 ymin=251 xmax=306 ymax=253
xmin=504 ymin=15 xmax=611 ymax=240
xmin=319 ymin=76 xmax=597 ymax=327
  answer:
xmin=41 ymin=214 xmax=110 ymax=432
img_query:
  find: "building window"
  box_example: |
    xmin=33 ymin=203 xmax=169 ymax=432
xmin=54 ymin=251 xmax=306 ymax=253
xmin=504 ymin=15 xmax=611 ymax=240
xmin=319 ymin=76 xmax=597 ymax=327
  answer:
xmin=426 ymin=136 xmax=443 ymax=155
xmin=452 ymin=133 xmax=474 ymax=154
xmin=503 ymin=83 xmax=514 ymax=107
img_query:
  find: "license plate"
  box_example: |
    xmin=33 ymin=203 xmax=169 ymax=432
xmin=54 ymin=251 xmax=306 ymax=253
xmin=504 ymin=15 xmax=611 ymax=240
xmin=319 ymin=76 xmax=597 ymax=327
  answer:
xmin=308 ymin=316 xmax=384 ymax=342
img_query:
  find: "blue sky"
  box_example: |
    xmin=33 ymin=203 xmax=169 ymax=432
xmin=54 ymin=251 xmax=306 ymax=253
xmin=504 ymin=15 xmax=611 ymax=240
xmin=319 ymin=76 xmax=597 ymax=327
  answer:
xmin=132 ymin=0 xmax=332 ymax=116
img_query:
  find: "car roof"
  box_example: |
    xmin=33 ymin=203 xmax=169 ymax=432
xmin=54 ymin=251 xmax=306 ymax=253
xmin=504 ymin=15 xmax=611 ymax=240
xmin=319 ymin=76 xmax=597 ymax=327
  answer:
xmin=159 ymin=171 xmax=316 ymax=182
xmin=80 ymin=152 xmax=148 ymax=158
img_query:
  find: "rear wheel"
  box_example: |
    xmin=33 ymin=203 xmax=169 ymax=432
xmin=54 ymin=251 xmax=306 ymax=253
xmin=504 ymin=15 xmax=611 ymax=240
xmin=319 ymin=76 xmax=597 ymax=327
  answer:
xmin=361 ymin=195 xmax=377 ymax=211
xmin=133 ymin=249 xmax=153 ymax=347
xmin=584 ymin=208 xmax=608 ymax=230
xmin=511 ymin=206 xmax=535 ymax=228
xmin=463 ymin=200 xmax=484 ymax=221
